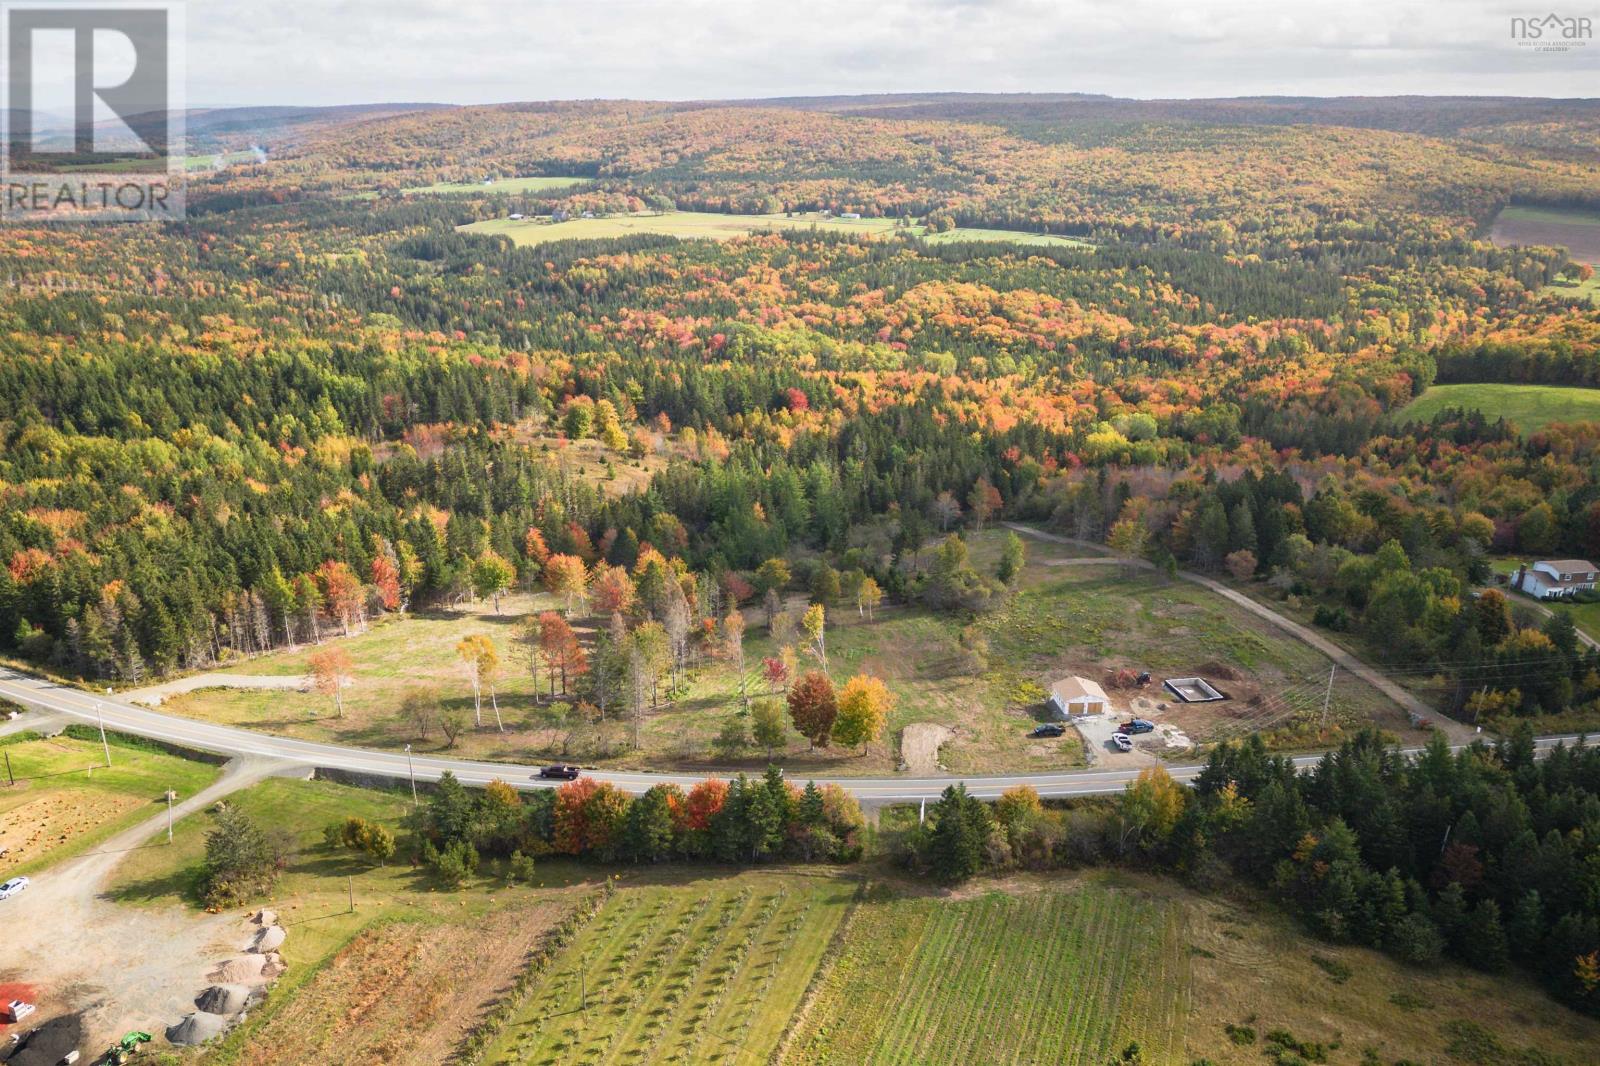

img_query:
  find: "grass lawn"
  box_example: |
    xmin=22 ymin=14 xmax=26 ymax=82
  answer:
xmin=0 ymin=731 xmax=221 ymax=879
xmin=1541 ymin=273 xmax=1600 ymax=304
xmin=460 ymin=210 xmax=1093 ymax=249
xmin=406 ymin=176 xmax=591 ymax=195
xmin=1397 ymin=383 xmax=1600 ymax=435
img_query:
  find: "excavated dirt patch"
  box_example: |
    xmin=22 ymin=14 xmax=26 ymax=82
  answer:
xmin=899 ymin=723 xmax=953 ymax=774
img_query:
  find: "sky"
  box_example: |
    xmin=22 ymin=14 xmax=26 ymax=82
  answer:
xmin=180 ymin=0 xmax=1598 ymax=106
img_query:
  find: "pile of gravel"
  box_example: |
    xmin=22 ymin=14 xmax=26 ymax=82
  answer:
xmin=195 ymin=984 xmax=250 ymax=1016
xmin=208 ymin=954 xmax=267 ymax=983
xmin=251 ymin=924 xmax=286 ymax=953
xmin=166 ymin=1011 xmax=227 ymax=1046
xmin=7 ymin=1013 xmax=85 ymax=1066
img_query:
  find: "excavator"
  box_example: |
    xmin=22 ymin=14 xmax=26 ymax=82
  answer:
xmin=98 ymin=1031 xmax=152 ymax=1065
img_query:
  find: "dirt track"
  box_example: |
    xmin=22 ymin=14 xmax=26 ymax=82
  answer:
xmin=0 ymin=758 xmax=288 ymax=1050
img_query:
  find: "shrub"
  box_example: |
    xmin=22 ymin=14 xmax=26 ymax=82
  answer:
xmin=1225 ymin=1023 xmax=1256 ymax=1045
xmin=1310 ymin=953 xmax=1352 ymax=983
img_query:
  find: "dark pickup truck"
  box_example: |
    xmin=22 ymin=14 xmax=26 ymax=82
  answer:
xmin=536 ymin=764 xmax=583 ymax=780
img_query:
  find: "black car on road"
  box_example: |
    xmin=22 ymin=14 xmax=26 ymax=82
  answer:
xmin=536 ymin=764 xmax=583 ymax=780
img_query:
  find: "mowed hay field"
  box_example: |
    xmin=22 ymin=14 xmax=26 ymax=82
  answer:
xmin=483 ymin=873 xmax=852 ymax=1066
xmin=460 ymin=211 xmax=1092 ymax=249
xmin=1397 ymin=383 xmax=1600 ymax=435
xmin=784 ymin=879 xmax=1189 ymax=1066
xmin=0 ymin=731 xmax=220 ymax=878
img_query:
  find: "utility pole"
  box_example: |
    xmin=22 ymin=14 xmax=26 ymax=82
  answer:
xmin=348 ymin=876 xmax=355 ymax=913
xmin=405 ymin=744 xmax=418 ymax=809
xmin=4 ymin=750 xmax=12 ymax=787
xmin=95 ymin=700 xmax=111 ymax=767
xmin=166 ymin=790 xmax=175 ymax=843
xmin=580 ymin=950 xmax=588 ymax=1012
xmin=1320 ymin=665 xmax=1336 ymax=729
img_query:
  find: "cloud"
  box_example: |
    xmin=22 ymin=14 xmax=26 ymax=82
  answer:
xmin=183 ymin=0 xmax=1599 ymax=106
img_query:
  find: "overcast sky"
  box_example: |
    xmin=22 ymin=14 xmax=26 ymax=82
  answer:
xmin=185 ymin=0 xmax=1598 ymax=106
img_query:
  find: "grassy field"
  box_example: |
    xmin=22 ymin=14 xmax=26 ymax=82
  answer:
xmin=1397 ymin=383 xmax=1600 ymax=435
xmin=482 ymin=872 xmax=852 ymax=1066
xmin=151 ymin=528 xmax=1394 ymax=774
xmin=460 ymin=211 xmax=1093 ymax=249
xmin=0 ymin=731 xmax=221 ymax=879
xmin=405 ymin=175 xmax=592 ymax=195
xmin=785 ymin=877 xmax=1188 ymax=1065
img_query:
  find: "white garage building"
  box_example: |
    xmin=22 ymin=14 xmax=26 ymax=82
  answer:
xmin=1047 ymin=675 xmax=1110 ymax=719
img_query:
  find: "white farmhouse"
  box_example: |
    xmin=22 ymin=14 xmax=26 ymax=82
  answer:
xmin=1515 ymin=559 xmax=1599 ymax=600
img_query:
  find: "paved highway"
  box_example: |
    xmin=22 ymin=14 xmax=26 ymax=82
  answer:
xmin=0 ymin=666 xmax=1590 ymax=802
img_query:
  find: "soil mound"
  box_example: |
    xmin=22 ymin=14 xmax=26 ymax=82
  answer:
xmin=8 ymin=1013 xmax=85 ymax=1066
xmin=208 ymin=954 xmax=267 ymax=983
xmin=195 ymin=984 xmax=250 ymax=1015
xmin=166 ymin=1011 xmax=227 ymax=1045
xmin=1198 ymin=661 xmax=1243 ymax=681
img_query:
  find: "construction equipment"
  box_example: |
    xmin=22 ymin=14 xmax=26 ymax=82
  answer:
xmin=99 ymin=1031 xmax=151 ymax=1065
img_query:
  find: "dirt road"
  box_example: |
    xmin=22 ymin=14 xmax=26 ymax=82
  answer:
xmin=123 ymin=674 xmax=311 ymax=707
xmin=0 ymin=757 xmax=291 ymax=1048
xmin=1005 ymin=523 xmax=1474 ymax=744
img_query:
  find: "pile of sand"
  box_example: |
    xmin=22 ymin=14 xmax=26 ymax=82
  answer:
xmin=251 ymin=924 xmax=286 ymax=953
xmin=208 ymin=952 xmax=283 ymax=984
xmin=195 ymin=983 xmax=251 ymax=1015
xmin=166 ymin=1011 xmax=228 ymax=1045
xmin=8 ymin=1013 xmax=85 ymax=1066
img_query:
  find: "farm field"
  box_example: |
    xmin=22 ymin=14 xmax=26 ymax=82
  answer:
xmin=148 ymin=528 xmax=1396 ymax=775
xmin=784 ymin=877 xmax=1188 ymax=1065
xmin=0 ymin=730 xmax=221 ymax=879
xmin=1491 ymin=203 xmax=1600 ymax=265
xmin=405 ymin=175 xmax=592 ymax=195
xmin=1396 ymin=383 xmax=1600 ymax=435
xmin=460 ymin=210 xmax=1092 ymax=248
xmin=481 ymin=872 xmax=852 ymax=1066
xmin=89 ymin=772 xmax=1600 ymax=1066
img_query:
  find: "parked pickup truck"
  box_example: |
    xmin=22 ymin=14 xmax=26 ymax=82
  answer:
xmin=1111 ymin=733 xmax=1134 ymax=752
xmin=1117 ymin=719 xmax=1155 ymax=735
